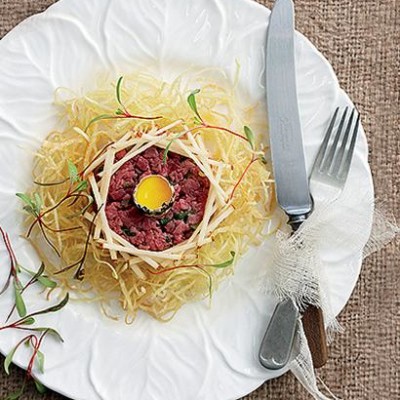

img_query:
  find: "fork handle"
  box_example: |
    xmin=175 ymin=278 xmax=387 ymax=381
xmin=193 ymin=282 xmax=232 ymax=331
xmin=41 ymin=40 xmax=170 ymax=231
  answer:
xmin=302 ymin=305 xmax=328 ymax=368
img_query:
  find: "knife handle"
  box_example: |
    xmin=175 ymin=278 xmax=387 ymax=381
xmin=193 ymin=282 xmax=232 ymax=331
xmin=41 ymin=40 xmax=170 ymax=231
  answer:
xmin=259 ymin=298 xmax=299 ymax=370
xmin=288 ymin=214 xmax=310 ymax=232
xmin=302 ymin=305 xmax=328 ymax=368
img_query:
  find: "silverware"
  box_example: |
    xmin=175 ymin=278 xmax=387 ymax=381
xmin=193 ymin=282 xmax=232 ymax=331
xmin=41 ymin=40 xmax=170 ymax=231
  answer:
xmin=310 ymin=107 xmax=360 ymax=198
xmin=259 ymin=0 xmax=313 ymax=370
xmin=300 ymin=107 xmax=360 ymax=368
xmin=259 ymin=106 xmax=361 ymax=369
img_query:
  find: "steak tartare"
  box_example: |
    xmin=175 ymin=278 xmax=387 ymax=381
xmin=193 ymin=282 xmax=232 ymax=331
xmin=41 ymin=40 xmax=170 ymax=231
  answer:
xmin=105 ymin=146 xmax=210 ymax=251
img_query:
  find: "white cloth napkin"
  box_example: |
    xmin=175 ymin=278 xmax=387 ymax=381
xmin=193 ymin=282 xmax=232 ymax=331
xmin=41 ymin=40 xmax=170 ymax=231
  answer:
xmin=262 ymin=188 xmax=399 ymax=399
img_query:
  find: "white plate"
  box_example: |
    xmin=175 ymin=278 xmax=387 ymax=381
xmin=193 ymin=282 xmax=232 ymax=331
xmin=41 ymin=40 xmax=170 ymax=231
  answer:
xmin=0 ymin=0 xmax=373 ymax=399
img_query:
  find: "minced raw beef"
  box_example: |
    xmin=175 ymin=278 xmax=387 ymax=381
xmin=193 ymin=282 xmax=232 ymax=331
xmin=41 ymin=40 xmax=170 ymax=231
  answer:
xmin=105 ymin=146 xmax=210 ymax=251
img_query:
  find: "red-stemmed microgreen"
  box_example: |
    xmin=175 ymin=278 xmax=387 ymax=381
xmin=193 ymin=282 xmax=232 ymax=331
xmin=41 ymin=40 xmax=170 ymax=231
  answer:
xmin=5 ymin=263 xmax=57 ymax=323
xmin=54 ymin=206 xmax=102 ymax=280
xmin=0 ymin=229 xmax=69 ymax=399
xmin=187 ymin=90 xmax=253 ymax=144
xmin=17 ymin=160 xmax=101 ymax=281
xmin=21 ymin=264 xmax=57 ymax=290
xmin=0 ymin=227 xmax=27 ymax=321
xmin=0 ymin=228 xmax=19 ymax=295
xmin=163 ymin=90 xmax=256 ymax=162
xmin=148 ymin=251 xmax=236 ymax=298
xmin=3 ymin=336 xmax=33 ymax=375
xmin=18 ymin=160 xmax=92 ymax=257
xmin=2 ymin=329 xmax=61 ymax=397
xmin=84 ymin=76 xmax=163 ymax=132
xmin=0 ymin=294 xmax=69 ymax=332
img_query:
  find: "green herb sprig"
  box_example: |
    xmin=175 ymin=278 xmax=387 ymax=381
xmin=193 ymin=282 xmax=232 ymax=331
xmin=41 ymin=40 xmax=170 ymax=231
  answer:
xmin=85 ymin=76 xmax=163 ymax=132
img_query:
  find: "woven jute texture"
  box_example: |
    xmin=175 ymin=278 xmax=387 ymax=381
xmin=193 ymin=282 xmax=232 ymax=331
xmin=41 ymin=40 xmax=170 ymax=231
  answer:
xmin=0 ymin=0 xmax=399 ymax=399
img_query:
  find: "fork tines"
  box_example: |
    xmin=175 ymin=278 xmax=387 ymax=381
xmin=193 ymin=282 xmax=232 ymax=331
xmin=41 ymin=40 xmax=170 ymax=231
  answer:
xmin=313 ymin=107 xmax=361 ymax=184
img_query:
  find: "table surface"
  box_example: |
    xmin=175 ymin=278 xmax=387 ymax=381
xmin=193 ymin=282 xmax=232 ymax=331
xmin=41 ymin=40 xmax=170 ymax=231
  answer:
xmin=0 ymin=0 xmax=399 ymax=399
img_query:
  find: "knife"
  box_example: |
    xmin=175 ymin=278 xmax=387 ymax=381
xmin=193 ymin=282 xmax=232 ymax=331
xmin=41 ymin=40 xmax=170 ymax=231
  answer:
xmin=259 ymin=0 xmax=326 ymax=370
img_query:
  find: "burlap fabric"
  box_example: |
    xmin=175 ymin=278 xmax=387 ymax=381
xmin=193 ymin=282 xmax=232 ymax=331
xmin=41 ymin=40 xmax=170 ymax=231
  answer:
xmin=0 ymin=0 xmax=398 ymax=399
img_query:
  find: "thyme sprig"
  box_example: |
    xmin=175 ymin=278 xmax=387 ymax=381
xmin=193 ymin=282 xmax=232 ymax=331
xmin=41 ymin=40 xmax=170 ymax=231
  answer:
xmin=85 ymin=76 xmax=163 ymax=131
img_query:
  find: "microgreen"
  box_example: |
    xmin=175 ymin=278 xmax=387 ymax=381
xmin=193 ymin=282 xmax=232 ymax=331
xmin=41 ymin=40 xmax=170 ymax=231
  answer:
xmin=186 ymin=89 xmax=255 ymax=147
xmin=20 ymin=263 xmax=57 ymax=289
xmin=84 ymin=76 xmax=163 ymax=132
xmin=27 ymin=328 xmax=64 ymax=343
xmin=0 ymin=228 xmax=24 ymax=310
xmin=0 ymin=229 xmax=67 ymax=399
xmin=75 ymin=180 xmax=88 ymax=192
xmin=36 ymin=350 xmax=45 ymax=374
xmin=34 ymin=380 xmax=47 ymax=394
xmin=67 ymin=160 xmax=79 ymax=184
xmin=148 ymin=251 xmax=236 ymax=299
xmin=5 ymin=262 xmax=58 ymax=323
xmin=16 ymin=193 xmax=42 ymax=217
xmin=4 ymin=337 xmax=28 ymax=375
xmin=244 ymin=126 xmax=255 ymax=150
xmin=162 ymin=131 xmax=186 ymax=164
xmin=14 ymin=281 xmax=27 ymax=318
xmin=54 ymin=206 xmax=102 ymax=280
xmin=0 ymin=294 xmax=69 ymax=333
xmin=187 ymin=89 xmax=203 ymax=123
xmin=162 ymin=140 xmax=174 ymax=164
xmin=19 ymin=317 xmax=36 ymax=326
xmin=84 ymin=114 xmax=115 ymax=132
xmin=116 ymin=76 xmax=125 ymax=112
xmin=17 ymin=160 xmax=91 ymax=258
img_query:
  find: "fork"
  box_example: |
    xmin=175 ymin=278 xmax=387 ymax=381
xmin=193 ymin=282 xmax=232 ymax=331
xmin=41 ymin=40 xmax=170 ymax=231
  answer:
xmin=302 ymin=107 xmax=360 ymax=368
xmin=259 ymin=107 xmax=361 ymax=370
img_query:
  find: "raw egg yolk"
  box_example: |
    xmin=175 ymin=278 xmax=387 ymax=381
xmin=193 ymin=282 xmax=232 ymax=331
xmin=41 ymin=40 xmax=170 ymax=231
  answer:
xmin=134 ymin=175 xmax=174 ymax=213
